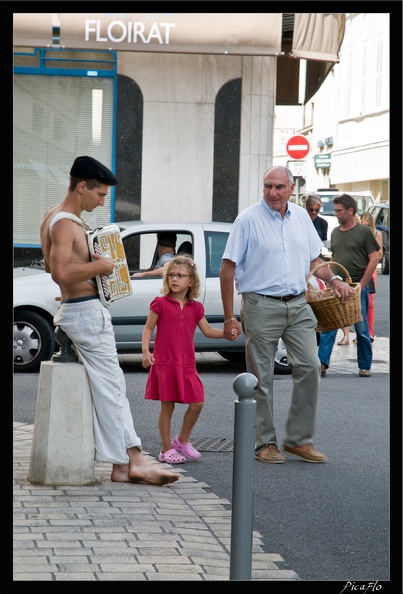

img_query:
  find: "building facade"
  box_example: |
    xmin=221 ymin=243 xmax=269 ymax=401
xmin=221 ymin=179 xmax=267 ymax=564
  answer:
xmin=12 ymin=12 xmax=345 ymax=264
xmin=273 ymin=12 xmax=390 ymax=204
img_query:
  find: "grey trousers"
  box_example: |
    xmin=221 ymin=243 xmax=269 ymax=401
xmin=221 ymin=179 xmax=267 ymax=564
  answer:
xmin=54 ymin=298 xmax=142 ymax=464
xmin=241 ymin=292 xmax=321 ymax=451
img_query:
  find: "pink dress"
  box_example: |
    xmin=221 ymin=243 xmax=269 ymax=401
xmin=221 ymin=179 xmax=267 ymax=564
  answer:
xmin=144 ymin=295 xmax=205 ymax=403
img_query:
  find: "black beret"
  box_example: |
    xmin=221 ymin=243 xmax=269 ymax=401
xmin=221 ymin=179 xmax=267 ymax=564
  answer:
xmin=70 ymin=156 xmax=118 ymax=186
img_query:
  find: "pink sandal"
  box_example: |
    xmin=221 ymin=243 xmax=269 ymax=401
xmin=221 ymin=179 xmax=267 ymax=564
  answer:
xmin=158 ymin=448 xmax=185 ymax=464
xmin=172 ymin=435 xmax=201 ymax=460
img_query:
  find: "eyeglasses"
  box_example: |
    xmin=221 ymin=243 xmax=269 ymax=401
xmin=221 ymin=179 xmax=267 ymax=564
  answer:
xmin=167 ymin=273 xmax=190 ymax=279
xmin=309 ymin=208 xmax=320 ymax=212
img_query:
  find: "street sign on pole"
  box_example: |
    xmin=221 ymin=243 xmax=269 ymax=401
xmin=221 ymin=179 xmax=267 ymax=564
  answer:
xmin=286 ymin=135 xmax=310 ymax=160
xmin=287 ymin=160 xmax=306 ymax=177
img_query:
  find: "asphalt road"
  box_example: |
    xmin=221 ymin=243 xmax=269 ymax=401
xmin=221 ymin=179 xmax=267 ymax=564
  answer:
xmin=13 ymin=273 xmax=398 ymax=589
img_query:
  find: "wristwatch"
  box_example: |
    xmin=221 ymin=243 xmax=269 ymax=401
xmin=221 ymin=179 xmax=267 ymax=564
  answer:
xmin=329 ymin=275 xmax=343 ymax=284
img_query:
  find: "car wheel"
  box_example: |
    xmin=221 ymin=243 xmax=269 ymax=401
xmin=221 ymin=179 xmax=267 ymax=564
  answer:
xmin=13 ymin=309 xmax=56 ymax=373
xmin=381 ymin=252 xmax=389 ymax=275
xmin=274 ymin=338 xmax=292 ymax=375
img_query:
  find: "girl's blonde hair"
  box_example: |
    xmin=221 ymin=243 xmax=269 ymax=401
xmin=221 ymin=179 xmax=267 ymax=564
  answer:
xmin=360 ymin=211 xmax=376 ymax=234
xmin=161 ymin=255 xmax=201 ymax=300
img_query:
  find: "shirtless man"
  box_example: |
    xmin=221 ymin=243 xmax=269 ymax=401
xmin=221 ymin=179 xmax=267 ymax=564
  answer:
xmin=40 ymin=155 xmax=179 ymax=486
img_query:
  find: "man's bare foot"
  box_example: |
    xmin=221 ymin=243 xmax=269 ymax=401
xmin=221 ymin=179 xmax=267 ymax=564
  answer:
xmin=111 ymin=449 xmax=180 ymax=485
xmin=111 ymin=464 xmax=179 ymax=485
xmin=129 ymin=465 xmax=180 ymax=486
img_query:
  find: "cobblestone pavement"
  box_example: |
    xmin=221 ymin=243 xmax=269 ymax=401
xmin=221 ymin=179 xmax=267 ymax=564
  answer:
xmin=13 ymin=334 xmax=388 ymax=583
xmin=13 ymin=423 xmax=299 ymax=582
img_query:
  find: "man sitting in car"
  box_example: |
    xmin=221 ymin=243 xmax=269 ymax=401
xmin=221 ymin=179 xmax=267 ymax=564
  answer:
xmin=131 ymin=232 xmax=177 ymax=278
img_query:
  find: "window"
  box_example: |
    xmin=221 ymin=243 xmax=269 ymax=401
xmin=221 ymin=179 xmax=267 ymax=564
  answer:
xmin=342 ymin=48 xmax=354 ymax=117
xmin=13 ymin=49 xmax=116 ymax=247
xmin=375 ymin=35 xmax=384 ymax=109
xmin=360 ymin=41 xmax=369 ymax=114
xmin=123 ymin=231 xmax=192 ymax=273
xmin=205 ymin=231 xmax=229 ymax=278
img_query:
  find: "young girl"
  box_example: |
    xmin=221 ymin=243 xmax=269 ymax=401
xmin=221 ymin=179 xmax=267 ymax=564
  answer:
xmin=141 ymin=255 xmax=238 ymax=464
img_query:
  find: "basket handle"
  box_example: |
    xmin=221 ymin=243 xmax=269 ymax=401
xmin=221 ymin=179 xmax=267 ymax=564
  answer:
xmin=306 ymin=261 xmax=352 ymax=285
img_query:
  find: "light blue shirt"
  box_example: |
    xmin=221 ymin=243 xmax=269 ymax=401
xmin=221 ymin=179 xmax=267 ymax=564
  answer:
xmin=222 ymin=199 xmax=323 ymax=296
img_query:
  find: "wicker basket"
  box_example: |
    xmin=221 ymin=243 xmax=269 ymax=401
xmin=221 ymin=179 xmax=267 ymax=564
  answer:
xmin=305 ymin=262 xmax=362 ymax=332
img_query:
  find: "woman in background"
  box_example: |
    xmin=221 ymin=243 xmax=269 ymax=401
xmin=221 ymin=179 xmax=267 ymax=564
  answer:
xmin=306 ymin=194 xmax=328 ymax=250
xmin=359 ymin=212 xmax=382 ymax=342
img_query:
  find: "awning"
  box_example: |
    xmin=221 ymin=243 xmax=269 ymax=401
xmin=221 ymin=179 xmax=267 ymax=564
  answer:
xmin=60 ymin=13 xmax=284 ymax=55
xmin=13 ymin=13 xmax=283 ymax=56
xmin=276 ymin=13 xmax=346 ymax=105
xmin=13 ymin=12 xmax=345 ymax=105
xmin=13 ymin=13 xmax=53 ymax=47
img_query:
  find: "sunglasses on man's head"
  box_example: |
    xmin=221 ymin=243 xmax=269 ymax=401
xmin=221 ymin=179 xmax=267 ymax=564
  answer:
xmin=309 ymin=208 xmax=320 ymax=212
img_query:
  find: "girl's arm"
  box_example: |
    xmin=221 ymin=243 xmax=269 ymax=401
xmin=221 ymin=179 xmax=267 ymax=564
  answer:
xmin=141 ymin=310 xmax=159 ymax=368
xmin=197 ymin=317 xmax=239 ymax=340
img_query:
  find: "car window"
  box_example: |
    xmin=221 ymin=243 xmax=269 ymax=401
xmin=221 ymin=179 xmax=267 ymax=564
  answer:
xmin=320 ymin=197 xmax=335 ymax=215
xmin=123 ymin=233 xmax=141 ymax=269
xmin=122 ymin=232 xmax=193 ymax=273
xmin=354 ymin=197 xmax=371 ymax=216
xmin=205 ymin=231 xmax=229 ymax=278
xmin=368 ymin=205 xmax=389 ymax=229
xmin=381 ymin=208 xmax=389 ymax=228
xmin=377 ymin=209 xmax=385 ymax=226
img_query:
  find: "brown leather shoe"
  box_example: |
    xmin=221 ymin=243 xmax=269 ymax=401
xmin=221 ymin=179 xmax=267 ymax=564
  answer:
xmin=255 ymin=444 xmax=285 ymax=463
xmin=283 ymin=444 xmax=327 ymax=463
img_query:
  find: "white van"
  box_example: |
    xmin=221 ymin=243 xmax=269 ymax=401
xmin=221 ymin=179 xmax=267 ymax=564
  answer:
xmin=299 ymin=190 xmax=374 ymax=260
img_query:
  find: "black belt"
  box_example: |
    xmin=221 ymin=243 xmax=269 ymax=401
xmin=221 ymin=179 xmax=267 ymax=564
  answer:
xmin=259 ymin=292 xmax=303 ymax=302
xmin=61 ymin=294 xmax=100 ymax=304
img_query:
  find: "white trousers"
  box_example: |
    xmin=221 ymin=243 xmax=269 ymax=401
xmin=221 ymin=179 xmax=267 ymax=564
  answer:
xmin=54 ymin=298 xmax=141 ymax=464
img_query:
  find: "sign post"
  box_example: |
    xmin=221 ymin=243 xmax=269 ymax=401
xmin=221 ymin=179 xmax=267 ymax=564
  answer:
xmin=286 ymin=136 xmax=310 ymax=204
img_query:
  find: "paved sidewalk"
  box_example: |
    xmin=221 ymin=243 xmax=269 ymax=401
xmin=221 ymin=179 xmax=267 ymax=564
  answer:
xmin=13 ymin=422 xmax=299 ymax=582
xmin=13 ymin=335 xmax=388 ymax=583
xmin=315 ymin=332 xmax=389 ymax=375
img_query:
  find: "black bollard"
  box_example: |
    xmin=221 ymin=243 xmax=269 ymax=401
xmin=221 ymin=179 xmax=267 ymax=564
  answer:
xmin=52 ymin=326 xmax=78 ymax=363
xmin=229 ymin=372 xmax=258 ymax=581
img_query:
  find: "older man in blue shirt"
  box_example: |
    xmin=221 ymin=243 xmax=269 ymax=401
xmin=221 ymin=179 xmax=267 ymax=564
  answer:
xmin=220 ymin=165 xmax=353 ymax=464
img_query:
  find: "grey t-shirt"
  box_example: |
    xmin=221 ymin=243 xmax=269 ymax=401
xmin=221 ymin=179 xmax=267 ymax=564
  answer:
xmin=330 ymin=224 xmax=379 ymax=282
xmin=154 ymin=253 xmax=175 ymax=269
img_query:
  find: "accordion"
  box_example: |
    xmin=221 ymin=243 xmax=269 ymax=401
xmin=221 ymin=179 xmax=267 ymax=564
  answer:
xmin=86 ymin=224 xmax=133 ymax=307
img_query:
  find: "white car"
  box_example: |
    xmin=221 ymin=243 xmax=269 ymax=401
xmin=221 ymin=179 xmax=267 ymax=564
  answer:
xmin=14 ymin=221 xmax=320 ymax=375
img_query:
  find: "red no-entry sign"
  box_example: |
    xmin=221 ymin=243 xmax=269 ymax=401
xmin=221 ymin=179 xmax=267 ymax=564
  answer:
xmin=286 ymin=135 xmax=310 ymax=160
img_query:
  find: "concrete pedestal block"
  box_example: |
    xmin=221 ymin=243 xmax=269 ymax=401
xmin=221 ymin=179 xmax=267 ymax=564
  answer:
xmin=28 ymin=361 xmax=95 ymax=485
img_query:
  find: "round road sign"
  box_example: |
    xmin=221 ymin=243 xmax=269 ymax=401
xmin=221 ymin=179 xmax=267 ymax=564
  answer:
xmin=286 ymin=135 xmax=310 ymax=160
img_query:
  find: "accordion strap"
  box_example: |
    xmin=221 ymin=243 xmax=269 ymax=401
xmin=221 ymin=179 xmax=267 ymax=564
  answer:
xmin=49 ymin=211 xmax=91 ymax=235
